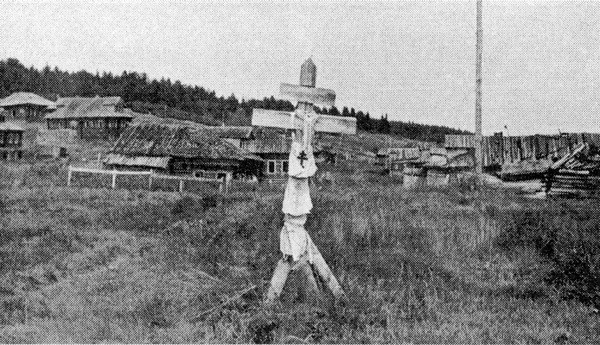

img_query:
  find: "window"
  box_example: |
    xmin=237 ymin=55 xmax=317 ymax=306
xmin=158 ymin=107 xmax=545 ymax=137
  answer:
xmin=8 ymin=133 xmax=18 ymax=145
xmin=267 ymin=160 xmax=289 ymax=174
xmin=268 ymin=161 xmax=276 ymax=174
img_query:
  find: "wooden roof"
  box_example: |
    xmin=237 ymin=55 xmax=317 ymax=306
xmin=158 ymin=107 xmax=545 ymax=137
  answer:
xmin=0 ymin=92 xmax=55 ymax=108
xmin=103 ymin=154 xmax=171 ymax=169
xmin=46 ymin=96 xmax=132 ymax=120
xmin=55 ymin=96 xmax=122 ymax=107
xmin=109 ymin=123 xmax=262 ymax=162
xmin=208 ymin=126 xmax=254 ymax=139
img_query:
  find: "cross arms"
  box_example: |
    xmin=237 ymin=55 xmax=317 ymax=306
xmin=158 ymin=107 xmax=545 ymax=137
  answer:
xmin=280 ymin=84 xmax=336 ymax=107
xmin=251 ymin=108 xmax=357 ymax=135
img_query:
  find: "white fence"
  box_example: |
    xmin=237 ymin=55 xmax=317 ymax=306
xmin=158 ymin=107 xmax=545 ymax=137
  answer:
xmin=67 ymin=165 xmax=232 ymax=193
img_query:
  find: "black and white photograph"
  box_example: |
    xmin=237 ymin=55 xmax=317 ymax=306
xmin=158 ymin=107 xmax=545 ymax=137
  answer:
xmin=0 ymin=0 xmax=599 ymax=343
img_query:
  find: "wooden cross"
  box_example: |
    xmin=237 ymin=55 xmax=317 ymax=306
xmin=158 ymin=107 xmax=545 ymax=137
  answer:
xmin=252 ymin=58 xmax=356 ymax=303
xmin=252 ymin=59 xmax=356 ymax=135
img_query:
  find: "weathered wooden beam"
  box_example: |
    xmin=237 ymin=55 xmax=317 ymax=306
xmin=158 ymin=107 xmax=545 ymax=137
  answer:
xmin=307 ymin=237 xmax=345 ymax=300
xmin=280 ymin=83 xmax=336 ymax=107
xmin=252 ymin=109 xmax=356 ymax=135
xmin=291 ymin=255 xmax=320 ymax=300
xmin=111 ymin=170 xmax=117 ymax=189
xmin=265 ymin=258 xmax=292 ymax=303
xmin=298 ymin=262 xmax=319 ymax=299
xmin=550 ymin=143 xmax=587 ymax=170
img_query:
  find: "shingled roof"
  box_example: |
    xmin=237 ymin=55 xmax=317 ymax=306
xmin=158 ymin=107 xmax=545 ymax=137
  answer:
xmin=108 ymin=123 xmax=262 ymax=162
xmin=55 ymin=96 xmax=122 ymax=107
xmin=46 ymin=96 xmax=131 ymax=119
xmin=0 ymin=92 xmax=55 ymax=108
xmin=208 ymin=126 xmax=254 ymax=139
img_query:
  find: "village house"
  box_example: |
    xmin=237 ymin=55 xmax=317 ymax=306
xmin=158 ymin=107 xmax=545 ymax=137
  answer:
xmin=44 ymin=96 xmax=133 ymax=140
xmin=211 ymin=126 xmax=292 ymax=180
xmin=0 ymin=122 xmax=24 ymax=160
xmin=249 ymin=128 xmax=292 ymax=178
xmin=103 ymin=123 xmax=263 ymax=180
xmin=0 ymin=92 xmax=56 ymax=122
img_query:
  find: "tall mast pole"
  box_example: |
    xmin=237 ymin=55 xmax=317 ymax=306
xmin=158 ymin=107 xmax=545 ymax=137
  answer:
xmin=475 ymin=0 xmax=483 ymax=177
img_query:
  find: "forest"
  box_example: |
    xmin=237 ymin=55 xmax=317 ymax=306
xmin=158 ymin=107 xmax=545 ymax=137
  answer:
xmin=0 ymin=58 xmax=469 ymax=143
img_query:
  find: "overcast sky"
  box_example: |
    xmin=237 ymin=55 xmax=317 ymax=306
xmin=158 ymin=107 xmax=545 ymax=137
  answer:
xmin=1 ymin=1 xmax=598 ymax=135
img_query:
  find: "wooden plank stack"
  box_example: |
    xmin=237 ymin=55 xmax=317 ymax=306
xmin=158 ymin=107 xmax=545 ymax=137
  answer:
xmin=543 ymin=143 xmax=600 ymax=197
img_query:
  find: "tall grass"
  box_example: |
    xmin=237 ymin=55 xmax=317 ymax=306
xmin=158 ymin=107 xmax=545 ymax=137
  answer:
xmin=1 ymin=161 xmax=599 ymax=343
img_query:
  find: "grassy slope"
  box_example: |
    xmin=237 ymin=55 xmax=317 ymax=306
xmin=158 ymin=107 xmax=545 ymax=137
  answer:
xmin=0 ymin=160 xmax=599 ymax=343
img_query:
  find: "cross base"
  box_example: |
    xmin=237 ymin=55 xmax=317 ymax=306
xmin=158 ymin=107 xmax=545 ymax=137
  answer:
xmin=265 ymin=233 xmax=345 ymax=303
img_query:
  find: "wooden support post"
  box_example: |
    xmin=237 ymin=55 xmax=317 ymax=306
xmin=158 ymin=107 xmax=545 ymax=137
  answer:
xmin=295 ymin=260 xmax=319 ymax=300
xmin=307 ymin=237 xmax=345 ymax=299
xmin=111 ymin=169 xmax=117 ymax=189
xmin=265 ymin=258 xmax=293 ymax=303
xmin=67 ymin=166 xmax=72 ymax=186
xmin=225 ymin=172 xmax=232 ymax=193
xmin=179 ymin=179 xmax=184 ymax=193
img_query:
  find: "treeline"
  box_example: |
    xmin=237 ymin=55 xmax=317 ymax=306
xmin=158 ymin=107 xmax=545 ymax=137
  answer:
xmin=0 ymin=58 xmax=468 ymax=142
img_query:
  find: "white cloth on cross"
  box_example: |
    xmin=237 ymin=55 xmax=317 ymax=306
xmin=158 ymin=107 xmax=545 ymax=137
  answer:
xmin=282 ymin=111 xmax=316 ymax=215
xmin=287 ymin=113 xmax=317 ymax=178
xmin=279 ymin=214 xmax=314 ymax=262
xmin=282 ymin=176 xmax=312 ymax=215
xmin=279 ymin=110 xmax=318 ymax=261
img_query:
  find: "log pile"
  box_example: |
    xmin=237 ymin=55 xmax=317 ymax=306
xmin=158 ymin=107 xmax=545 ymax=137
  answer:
xmin=542 ymin=143 xmax=600 ymax=197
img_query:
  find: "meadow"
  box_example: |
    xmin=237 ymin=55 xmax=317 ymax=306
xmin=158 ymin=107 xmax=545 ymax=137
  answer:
xmin=0 ymin=160 xmax=599 ymax=343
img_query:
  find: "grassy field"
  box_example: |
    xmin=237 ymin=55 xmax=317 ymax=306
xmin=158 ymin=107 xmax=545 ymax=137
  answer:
xmin=1 ymin=160 xmax=599 ymax=343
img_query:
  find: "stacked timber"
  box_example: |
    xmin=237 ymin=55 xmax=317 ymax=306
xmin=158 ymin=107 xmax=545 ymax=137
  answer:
xmin=543 ymin=143 xmax=600 ymax=197
xmin=545 ymin=172 xmax=600 ymax=196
